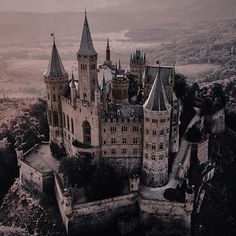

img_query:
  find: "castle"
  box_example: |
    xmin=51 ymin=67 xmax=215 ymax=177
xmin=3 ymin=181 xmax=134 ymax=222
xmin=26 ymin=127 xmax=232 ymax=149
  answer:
xmin=16 ymin=12 xmax=222 ymax=235
xmin=44 ymin=12 xmax=180 ymax=187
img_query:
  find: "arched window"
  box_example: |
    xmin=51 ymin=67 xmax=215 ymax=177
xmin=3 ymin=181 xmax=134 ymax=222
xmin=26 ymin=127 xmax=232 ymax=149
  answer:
xmin=67 ymin=115 xmax=70 ymax=131
xmin=71 ymin=118 xmax=74 ymax=134
xmin=82 ymin=121 xmax=91 ymax=145
xmin=53 ymin=113 xmax=58 ymax=126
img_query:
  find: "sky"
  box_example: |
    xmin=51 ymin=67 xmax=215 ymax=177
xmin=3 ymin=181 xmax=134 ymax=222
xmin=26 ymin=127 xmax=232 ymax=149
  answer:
xmin=0 ymin=0 xmax=235 ymax=22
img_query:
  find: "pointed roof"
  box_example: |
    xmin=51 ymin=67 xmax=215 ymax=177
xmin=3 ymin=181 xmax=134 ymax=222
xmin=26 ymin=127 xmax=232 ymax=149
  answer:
xmin=77 ymin=12 xmax=97 ymax=56
xmin=106 ymin=38 xmax=110 ymax=50
xmin=144 ymin=70 xmax=171 ymax=111
xmin=44 ymin=38 xmax=67 ymax=77
xmin=71 ymin=72 xmax=76 ymax=88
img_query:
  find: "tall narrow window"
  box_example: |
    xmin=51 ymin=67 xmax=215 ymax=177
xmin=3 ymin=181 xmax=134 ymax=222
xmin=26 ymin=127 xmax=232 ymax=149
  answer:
xmin=53 ymin=113 xmax=58 ymax=126
xmin=83 ymin=121 xmax=91 ymax=145
xmin=71 ymin=118 xmax=74 ymax=134
xmin=63 ymin=113 xmax=65 ymax=126
xmin=67 ymin=115 xmax=70 ymax=131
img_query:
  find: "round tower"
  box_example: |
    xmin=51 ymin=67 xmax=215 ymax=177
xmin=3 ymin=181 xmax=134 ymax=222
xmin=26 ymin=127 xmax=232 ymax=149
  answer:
xmin=111 ymin=74 xmax=129 ymax=104
xmin=142 ymin=71 xmax=172 ymax=187
xmin=43 ymin=36 xmax=68 ymax=148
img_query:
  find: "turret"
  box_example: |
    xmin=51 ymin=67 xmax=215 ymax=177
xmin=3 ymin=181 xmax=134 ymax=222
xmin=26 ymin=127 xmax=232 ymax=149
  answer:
xmin=43 ymin=35 xmax=68 ymax=147
xmin=77 ymin=11 xmax=98 ymax=103
xmin=130 ymin=49 xmax=146 ymax=88
xmin=111 ymin=74 xmax=129 ymax=105
xmin=142 ymin=70 xmax=172 ymax=187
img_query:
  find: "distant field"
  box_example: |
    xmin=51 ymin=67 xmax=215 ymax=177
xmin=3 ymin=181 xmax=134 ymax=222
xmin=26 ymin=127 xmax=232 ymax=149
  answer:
xmin=175 ymin=64 xmax=220 ymax=82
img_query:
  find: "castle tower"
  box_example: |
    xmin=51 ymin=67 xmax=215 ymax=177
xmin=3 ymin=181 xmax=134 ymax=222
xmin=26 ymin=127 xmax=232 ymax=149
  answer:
xmin=77 ymin=12 xmax=98 ymax=103
xmin=142 ymin=70 xmax=172 ymax=187
xmin=43 ymin=36 xmax=68 ymax=147
xmin=111 ymin=74 xmax=129 ymax=104
xmin=130 ymin=50 xmax=146 ymax=88
xmin=106 ymin=38 xmax=111 ymax=64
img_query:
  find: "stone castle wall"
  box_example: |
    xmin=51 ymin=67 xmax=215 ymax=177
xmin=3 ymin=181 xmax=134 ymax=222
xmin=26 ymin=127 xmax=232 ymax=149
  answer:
xmin=68 ymin=193 xmax=138 ymax=234
xmin=139 ymin=198 xmax=192 ymax=235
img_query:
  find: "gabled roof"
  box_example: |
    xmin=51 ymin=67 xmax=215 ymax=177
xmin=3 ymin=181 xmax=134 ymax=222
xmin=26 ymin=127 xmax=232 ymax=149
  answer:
xmin=44 ymin=39 xmax=67 ymax=77
xmin=144 ymin=70 xmax=172 ymax=111
xmin=77 ymin=12 xmax=97 ymax=56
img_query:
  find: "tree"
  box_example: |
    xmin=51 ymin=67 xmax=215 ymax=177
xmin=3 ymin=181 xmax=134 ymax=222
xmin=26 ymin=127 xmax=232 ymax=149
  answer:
xmin=174 ymin=73 xmax=188 ymax=100
xmin=85 ymin=162 xmax=122 ymax=201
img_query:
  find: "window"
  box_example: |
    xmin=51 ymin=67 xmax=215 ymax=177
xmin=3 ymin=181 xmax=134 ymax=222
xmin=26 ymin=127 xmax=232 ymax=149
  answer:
xmin=145 ymin=153 xmax=148 ymax=159
xmin=53 ymin=113 xmax=58 ymax=126
xmin=159 ymin=143 xmax=163 ymax=150
xmin=151 ymin=155 xmax=155 ymax=160
xmin=133 ymin=149 xmax=137 ymax=155
xmin=160 ymin=129 xmax=164 ymax=136
xmin=152 ymin=119 xmax=158 ymax=123
xmin=167 ymin=128 xmax=169 ymax=134
xmin=121 ymin=126 xmax=128 ymax=132
xmin=146 ymin=129 xmax=149 ymax=134
xmin=53 ymin=94 xmax=56 ymax=102
xmin=81 ymin=64 xmax=87 ymax=70
xmin=151 ymin=144 xmax=156 ymax=150
xmin=152 ymin=130 xmax=157 ymax=136
xmin=159 ymin=155 xmax=164 ymax=160
xmin=111 ymin=138 xmax=116 ymax=144
xmin=82 ymin=121 xmax=91 ymax=145
xmin=104 ymin=140 xmax=106 ymax=144
xmin=146 ymin=142 xmax=149 ymax=149
xmin=146 ymin=117 xmax=150 ymax=122
xmin=133 ymin=126 xmax=139 ymax=132
xmin=110 ymin=127 xmax=116 ymax=133
xmin=111 ymin=149 xmax=116 ymax=154
xmin=122 ymin=138 xmax=127 ymax=144
xmin=67 ymin=115 xmax=70 ymax=131
xmin=160 ymin=118 xmax=165 ymax=123
xmin=48 ymin=93 xmax=50 ymax=100
xmin=133 ymin=138 xmax=138 ymax=144
xmin=91 ymin=64 xmax=96 ymax=70
xmin=71 ymin=118 xmax=74 ymax=134
xmin=122 ymin=149 xmax=127 ymax=154
xmin=104 ymin=128 xmax=106 ymax=133
xmin=63 ymin=113 xmax=65 ymax=126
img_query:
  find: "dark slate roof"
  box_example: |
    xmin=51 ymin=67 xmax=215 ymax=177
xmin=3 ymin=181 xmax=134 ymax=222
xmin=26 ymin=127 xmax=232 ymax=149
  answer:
xmin=144 ymin=70 xmax=172 ymax=111
xmin=44 ymin=40 xmax=67 ymax=77
xmin=144 ymin=66 xmax=174 ymax=85
xmin=105 ymin=103 xmax=144 ymax=118
xmin=77 ymin=13 xmax=97 ymax=56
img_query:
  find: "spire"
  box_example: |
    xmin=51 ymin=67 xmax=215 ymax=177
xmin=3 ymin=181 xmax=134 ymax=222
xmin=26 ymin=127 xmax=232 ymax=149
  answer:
xmin=44 ymin=34 xmax=67 ymax=77
xmin=106 ymin=38 xmax=110 ymax=50
xmin=77 ymin=12 xmax=97 ymax=56
xmin=71 ymin=71 xmax=76 ymax=88
xmin=118 ymin=59 xmax=121 ymax=72
xmin=144 ymin=70 xmax=171 ymax=111
xmin=106 ymin=38 xmax=111 ymax=62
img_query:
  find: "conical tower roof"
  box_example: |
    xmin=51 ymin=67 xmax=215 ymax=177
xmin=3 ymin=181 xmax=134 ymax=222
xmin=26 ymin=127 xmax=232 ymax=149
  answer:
xmin=77 ymin=12 xmax=97 ymax=56
xmin=144 ymin=70 xmax=171 ymax=111
xmin=44 ymin=38 xmax=67 ymax=77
